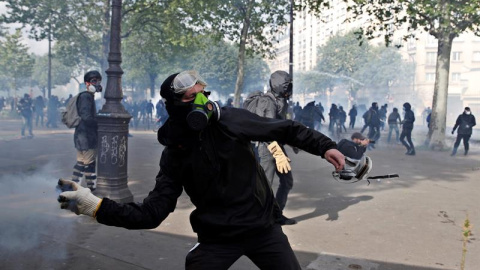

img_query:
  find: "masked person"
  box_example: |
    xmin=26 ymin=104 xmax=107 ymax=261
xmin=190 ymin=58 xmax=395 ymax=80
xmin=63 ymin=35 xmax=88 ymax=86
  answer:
xmin=246 ymin=71 xmax=298 ymax=225
xmin=17 ymin=93 xmax=34 ymax=138
xmin=69 ymin=70 xmax=102 ymax=191
xmin=337 ymin=132 xmax=370 ymax=160
xmin=451 ymin=107 xmax=476 ymax=156
xmin=400 ymin=102 xmax=416 ymax=156
xmin=57 ymin=70 xmax=345 ymax=270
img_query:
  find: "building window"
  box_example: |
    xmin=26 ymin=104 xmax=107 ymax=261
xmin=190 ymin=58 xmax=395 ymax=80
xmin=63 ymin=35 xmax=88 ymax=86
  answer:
xmin=452 ymin=52 xmax=462 ymax=61
xmin=426 ymin=52 xmax=436 ymax=65
xmin=426 ymin=73 xmax=436 ymax=82
xmin=451 ymin=73 xmax=461 ymax=81
xmin=473 ymin=51 xmax=480 ymax=62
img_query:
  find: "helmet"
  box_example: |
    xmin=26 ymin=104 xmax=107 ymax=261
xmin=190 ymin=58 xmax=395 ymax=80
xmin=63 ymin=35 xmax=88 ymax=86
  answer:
xmin=84 ymin=70 xmax=102 ymax=83
xmin=332 ymin=156 xmax=373 ymax=183
xmin=403 ymin=102 xmax=411 ymax=110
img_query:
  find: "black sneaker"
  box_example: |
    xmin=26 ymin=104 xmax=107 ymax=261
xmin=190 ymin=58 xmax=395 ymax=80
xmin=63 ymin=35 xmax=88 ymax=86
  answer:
xmin=278 ymin=215 xmax=297 ymax=226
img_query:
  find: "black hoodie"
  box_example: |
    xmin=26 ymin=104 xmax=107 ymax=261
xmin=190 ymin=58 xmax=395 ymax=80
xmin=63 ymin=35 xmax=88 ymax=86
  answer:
xmin=96 ymin=107 xmax=336 ymax=243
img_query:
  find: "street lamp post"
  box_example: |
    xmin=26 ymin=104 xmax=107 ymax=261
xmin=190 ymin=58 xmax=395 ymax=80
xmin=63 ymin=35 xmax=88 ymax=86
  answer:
xmin=95 ymin=0 xmax=133 ymax=203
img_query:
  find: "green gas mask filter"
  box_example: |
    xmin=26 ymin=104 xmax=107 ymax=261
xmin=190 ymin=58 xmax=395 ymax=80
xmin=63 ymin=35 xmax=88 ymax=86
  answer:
xmin=186 ymin=92 xmax=220 ymax=131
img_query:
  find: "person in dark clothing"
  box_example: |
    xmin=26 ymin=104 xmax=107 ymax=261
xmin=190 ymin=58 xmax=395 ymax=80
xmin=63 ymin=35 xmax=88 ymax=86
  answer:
xmin=0 ymin=96 xmax=5 ymax=112
xmin=348 ymin=105 xmax=357 ymax=129
xmin=300 ymin=101 xmax=324 ymax=130
xmin=400 ymin=102 xmax=416 ymax=156
xmin=247 ymin=71 xmax=298 ymax=225
xmin=337 ymin=132 xmax=370 ymax=160
xmin=57 ymin=70 xmax=345 ymax=270
xmin=17 ymin=93 xmax=34 ymax=138
xmin=365 ymin=102 xmax=381 ymax=146
xmin=34 ymin=95 xmax=46 ymax=127
xmin=293 ymin=102 xmax=302 ymax=121
xmin=387 ymin=108 xmax=402 ymax=143
xmin=46 ymin=96 xmax=60 ymax=128
xmin=338 ymin=106 xmax=347 ymax=132
xmin=145 ymin=99 xmax=154 ymax=129
xmin=379 ymin=104 xmax=387 ymax=131
xmin=328 ymin=103 xmax=339 ymax=134
xmin=69 ymin=71 xmax=102 ymax=191
xmin=225 ymin=98 xmax=234 ymax=107
xmin=451 ymin=107 xmax=476 ymax=156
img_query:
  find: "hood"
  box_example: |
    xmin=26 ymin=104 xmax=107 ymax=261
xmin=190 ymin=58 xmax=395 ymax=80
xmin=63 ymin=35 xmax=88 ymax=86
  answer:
xmin=269 ymin=71 xmax=292 ymax=98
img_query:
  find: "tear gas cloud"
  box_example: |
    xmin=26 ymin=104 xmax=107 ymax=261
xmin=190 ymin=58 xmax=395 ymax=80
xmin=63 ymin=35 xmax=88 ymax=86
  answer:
xmin=0 ymin=162 xmax=76 ymax=264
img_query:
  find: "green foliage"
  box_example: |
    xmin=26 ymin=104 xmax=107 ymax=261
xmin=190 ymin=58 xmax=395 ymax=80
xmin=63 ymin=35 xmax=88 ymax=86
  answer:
xmin=294 ymin=30 xmax=413 ymax=98
xmin=189 ymin=39 xmax=270 ymax=96
xmin=353 ymin=46 xmax=414 ymax=93
xmin=31 ymin=54 xmax=73 ymax=91
xmin=316 ymin=30 xmax=371 ymax=78
xmin=0 ymin=30 xmax=35 ymax=94
xmin=173 ymin=0 xmax=289 ymax=58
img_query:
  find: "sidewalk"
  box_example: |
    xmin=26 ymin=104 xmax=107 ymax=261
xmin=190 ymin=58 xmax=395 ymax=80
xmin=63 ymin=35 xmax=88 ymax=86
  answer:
xmin=1 ymin=118 xmax=479 ymax=270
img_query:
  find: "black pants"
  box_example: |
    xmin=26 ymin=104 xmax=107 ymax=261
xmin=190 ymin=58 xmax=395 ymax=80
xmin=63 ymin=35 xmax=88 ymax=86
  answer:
xmin=400 ymin=129 xmax=414 ymax=151
xmin=453 ymin=134 xmax=471 ymax=152
xmin=185 ymin=225 xmax=301 ymax=270
xmin=349 ymin=117 xmax=356 ymax=129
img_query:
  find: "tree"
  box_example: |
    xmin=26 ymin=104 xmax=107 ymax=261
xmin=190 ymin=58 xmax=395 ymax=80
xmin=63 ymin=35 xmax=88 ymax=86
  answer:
xmin=0 ymin=30 xmax=35 ymax=102
xmin=315 ymin=30 xmax=370 ymax=97
xmin=177 ymin=0 xmax=289 ymax=106
xmin=303 ymin=0 xmax=480 ymax=149
xmin=31 ymin=54 xmax=73 ymax=97
xmin=189 ymin=38 xmax=270 ymax=98
xmin=353 ymin=46 xmax=414 ymax=100
xmin=2 ymin=0 xmax=76 ymax=98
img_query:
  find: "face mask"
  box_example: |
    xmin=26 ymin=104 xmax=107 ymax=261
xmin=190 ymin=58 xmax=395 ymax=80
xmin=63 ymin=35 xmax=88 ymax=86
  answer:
xmin=186 ymin=92 xmax=220 ymax=131
xmin=465 ymin=111 xmax=471 ymax=115
xmin=87 ymin=84 xmax=102 ymax=93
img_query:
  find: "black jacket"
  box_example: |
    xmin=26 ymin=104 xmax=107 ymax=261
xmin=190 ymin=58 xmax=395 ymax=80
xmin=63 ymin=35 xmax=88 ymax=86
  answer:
xmin=402 ymin=109 xmax=415 ymax=131
xmin=74 ymin=92 xmax=97 ymax=151
xmin=453 ymin=113 xmax=476 ymax=135
xmin=96 ymin=107 xmax=336 ymax=243
xmin=337 ymin=139 xmax=366 ymax=160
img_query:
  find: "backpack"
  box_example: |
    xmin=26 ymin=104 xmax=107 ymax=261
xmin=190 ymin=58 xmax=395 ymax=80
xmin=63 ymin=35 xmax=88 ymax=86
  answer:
xmin=243 ymin=91 xmax=269 ymax=116
xmin=61 ymin=93 xmax=81 ymax=128
xmin=362 ymin=110 xmax=371 ymax=123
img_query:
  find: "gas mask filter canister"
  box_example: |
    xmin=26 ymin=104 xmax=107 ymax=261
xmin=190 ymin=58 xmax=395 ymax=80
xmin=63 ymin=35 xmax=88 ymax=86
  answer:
xmin=186 ymin=92 xmax=220 ymax=131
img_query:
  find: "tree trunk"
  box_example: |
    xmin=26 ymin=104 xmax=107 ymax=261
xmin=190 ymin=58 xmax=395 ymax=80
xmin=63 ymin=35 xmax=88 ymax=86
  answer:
xmin=149 ymin=73 xmax=157 ymax=98
xmin=47 ymin=22 xmax=52 ymax=99
xmin=427 ymin=33 xmax=454 ymax=150
xmin=233 ymin=1 xmax=253 ymax=108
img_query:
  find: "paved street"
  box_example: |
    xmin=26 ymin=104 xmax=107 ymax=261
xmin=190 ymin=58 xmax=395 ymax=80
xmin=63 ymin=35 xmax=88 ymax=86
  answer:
xmin=0 ymin=119 xmax=479 ymax=270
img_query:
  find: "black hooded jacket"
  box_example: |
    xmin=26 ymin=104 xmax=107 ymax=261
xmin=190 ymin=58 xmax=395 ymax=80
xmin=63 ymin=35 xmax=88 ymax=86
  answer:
xmin=96 ymin=107 xmax=336 ymax=243
xmin=453 ymin=112 xmax=476 ymax=135
xmin=74 ymin=92 xmax=98 ymax=151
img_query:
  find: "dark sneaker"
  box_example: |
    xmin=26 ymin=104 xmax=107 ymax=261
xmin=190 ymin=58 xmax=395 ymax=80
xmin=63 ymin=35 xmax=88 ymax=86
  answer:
xmin=279 ymin=215 xmax=297 ymax=226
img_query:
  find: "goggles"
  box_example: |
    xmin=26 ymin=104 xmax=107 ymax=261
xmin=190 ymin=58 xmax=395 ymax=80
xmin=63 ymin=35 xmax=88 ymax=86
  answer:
xmin=173 ymin=70 xmax=207 ymax=95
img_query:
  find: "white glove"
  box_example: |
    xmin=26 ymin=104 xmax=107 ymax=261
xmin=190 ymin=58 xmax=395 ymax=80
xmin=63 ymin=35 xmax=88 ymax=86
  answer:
xmin=267 ymin=141 xmax=291 ymax=174
xmin=57 ymin=179 xmax=102 ymax=217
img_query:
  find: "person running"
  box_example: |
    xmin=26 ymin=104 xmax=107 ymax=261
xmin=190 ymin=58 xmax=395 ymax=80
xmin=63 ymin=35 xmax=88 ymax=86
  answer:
xmin=400 ymin=102 xmax=416 ymax=156
xmin=451 ymin=107 xmax=476 ymax=156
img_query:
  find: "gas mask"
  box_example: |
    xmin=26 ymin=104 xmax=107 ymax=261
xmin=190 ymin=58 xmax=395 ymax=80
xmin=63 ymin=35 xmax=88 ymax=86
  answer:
xmin=87 ymin=84 xmax=103 ymax=93
xmin=186 ymin=92 xmax=220 ymax=131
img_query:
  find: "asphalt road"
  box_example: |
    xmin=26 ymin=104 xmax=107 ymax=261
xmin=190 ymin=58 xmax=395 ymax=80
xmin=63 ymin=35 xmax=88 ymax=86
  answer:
xmin=0 ymin=119 xmax=479 ymax=270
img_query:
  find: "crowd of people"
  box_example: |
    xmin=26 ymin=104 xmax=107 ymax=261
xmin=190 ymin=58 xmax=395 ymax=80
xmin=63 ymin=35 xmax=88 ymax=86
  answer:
xmin=53 ymin=70 xmax=476 ymax=269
